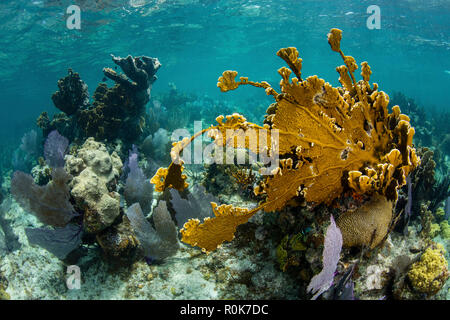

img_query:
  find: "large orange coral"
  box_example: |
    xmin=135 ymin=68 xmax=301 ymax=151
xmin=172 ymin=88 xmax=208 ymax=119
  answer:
xmin=151 ymin=28 xmax=420 ymax=252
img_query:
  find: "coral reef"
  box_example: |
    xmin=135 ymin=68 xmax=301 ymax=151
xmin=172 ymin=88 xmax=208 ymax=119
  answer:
xmin=407 ymin=243 xmax=449 ymax=295
xmin=38 ymin=54 xmax=161 ymax=145
xmin=65 ymin=138 xmax=122 ymax=233
xmin=30 ymin=160 xmax=52 ymax=186
xmin=123 ymin=146 xmax=153 ymax=214
xmin=307 ymin=215 xmax=342 ymax=299
xmin=51 ymin=69 xmax=89 ymax=116
xmin=11 ymin=168 xmax=77 ymax=228
xmin=337 ymin=195 xmax=393 ymax=248
xmin=1 ymin=18 xmax=448 ymax=301
xmin=125 ymin=201 xmax=179 ymax=261
xmin=96 ymin=215 xmax=140 ymax=265
xmin=152 ymin=28 xmax=419 ymax=252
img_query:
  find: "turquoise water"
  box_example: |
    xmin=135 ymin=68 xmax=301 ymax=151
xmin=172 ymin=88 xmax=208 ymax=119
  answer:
xmin=0 ymin=0 xmax=448 ymax=141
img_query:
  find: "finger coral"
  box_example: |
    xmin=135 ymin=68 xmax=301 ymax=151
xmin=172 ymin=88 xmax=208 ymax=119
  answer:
xmin=151 ymin=28 xmax=419 ymax=252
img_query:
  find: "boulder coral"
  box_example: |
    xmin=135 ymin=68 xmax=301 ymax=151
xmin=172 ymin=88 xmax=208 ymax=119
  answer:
xmin=151 ymin=28 xmax=419 ymax=253
xmin=65 ymin=138 xmax=123 ymax=233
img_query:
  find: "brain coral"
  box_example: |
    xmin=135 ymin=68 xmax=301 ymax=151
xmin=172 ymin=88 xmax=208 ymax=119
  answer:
xmin=152 ymin=28 xmax=420 ymax=252
xmin=337 ymin=195 xmax=392 ymax=248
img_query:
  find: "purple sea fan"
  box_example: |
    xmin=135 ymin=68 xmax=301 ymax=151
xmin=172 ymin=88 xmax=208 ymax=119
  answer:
xmin=44 ymin=130 xmax=69 ymax=168
xmin=20 ymin=130 xmax=38 ymax=156
xmin=124 ymin=146 xmax=153 ymax=213
xmin=307 ymin=215 xmax=343 ymax=300
xmin=25 ymin=224 xmax=83 ymax=260
xmin=126 ymin=201 xmax=178 ymax=261
xmin=11 ymin=168 xmax=77 ymax=228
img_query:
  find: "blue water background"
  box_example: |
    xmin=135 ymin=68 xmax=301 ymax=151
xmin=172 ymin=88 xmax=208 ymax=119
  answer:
xmin=0 ymin=0 xmax=448 ymax=145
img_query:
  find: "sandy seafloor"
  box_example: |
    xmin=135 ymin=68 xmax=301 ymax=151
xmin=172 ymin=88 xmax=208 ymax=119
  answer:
xmin=1 ymin=179 xmax=449 ymax=300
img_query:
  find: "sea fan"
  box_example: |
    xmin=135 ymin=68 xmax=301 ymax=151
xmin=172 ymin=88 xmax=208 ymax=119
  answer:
xmin=44 ymin=130 xmax=69 ymax=168
xmin=126 ymin=201 xmax=178 ymax=261
xmin=11 ymin=168 xmax=76 ymax=228
xmin=307 ymin=215 xmax=343 ymax=300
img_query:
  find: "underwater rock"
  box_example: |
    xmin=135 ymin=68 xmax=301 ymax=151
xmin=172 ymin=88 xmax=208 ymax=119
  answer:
xmin=65 ymin=138 xmax=122 ymax=233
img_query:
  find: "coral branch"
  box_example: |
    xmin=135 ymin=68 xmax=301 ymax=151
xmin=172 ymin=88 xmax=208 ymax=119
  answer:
xmin=151 ymin=28 xmax=420 ymax=252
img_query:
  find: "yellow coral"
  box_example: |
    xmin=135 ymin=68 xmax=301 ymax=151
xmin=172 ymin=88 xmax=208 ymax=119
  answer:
xmin=408 ymin=244 xmax=449 ymax=295
xmin=435 ymin=207 xmax=445 ymax=218
xmin=337 ymin=195 xmax=393 ymax=248
xmin=152 ymin=28 xmax=419 ymax=252
xmin=150 ymin=162 xmax=188 ymax=192
xmin=276 ymin=235 xmax=289 ymax=271
xmin=440 ymin=220 xmax=450 ymax=239
xmin=180 ymin=203 xmax=260 ymax=252
xmin=327 ymin=28 xmax=342 ymax=52
xmin=430 ymin=223 xmax=441 ymax=238
xmin=276 ymin=47 xmax=302 ymax=80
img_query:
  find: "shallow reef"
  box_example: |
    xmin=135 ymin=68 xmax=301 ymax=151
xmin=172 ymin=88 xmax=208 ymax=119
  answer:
xmin=0 ymin=28 xmax=449 ymax=301
xmin=37 ymin=54 xmax=161 ymax=147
